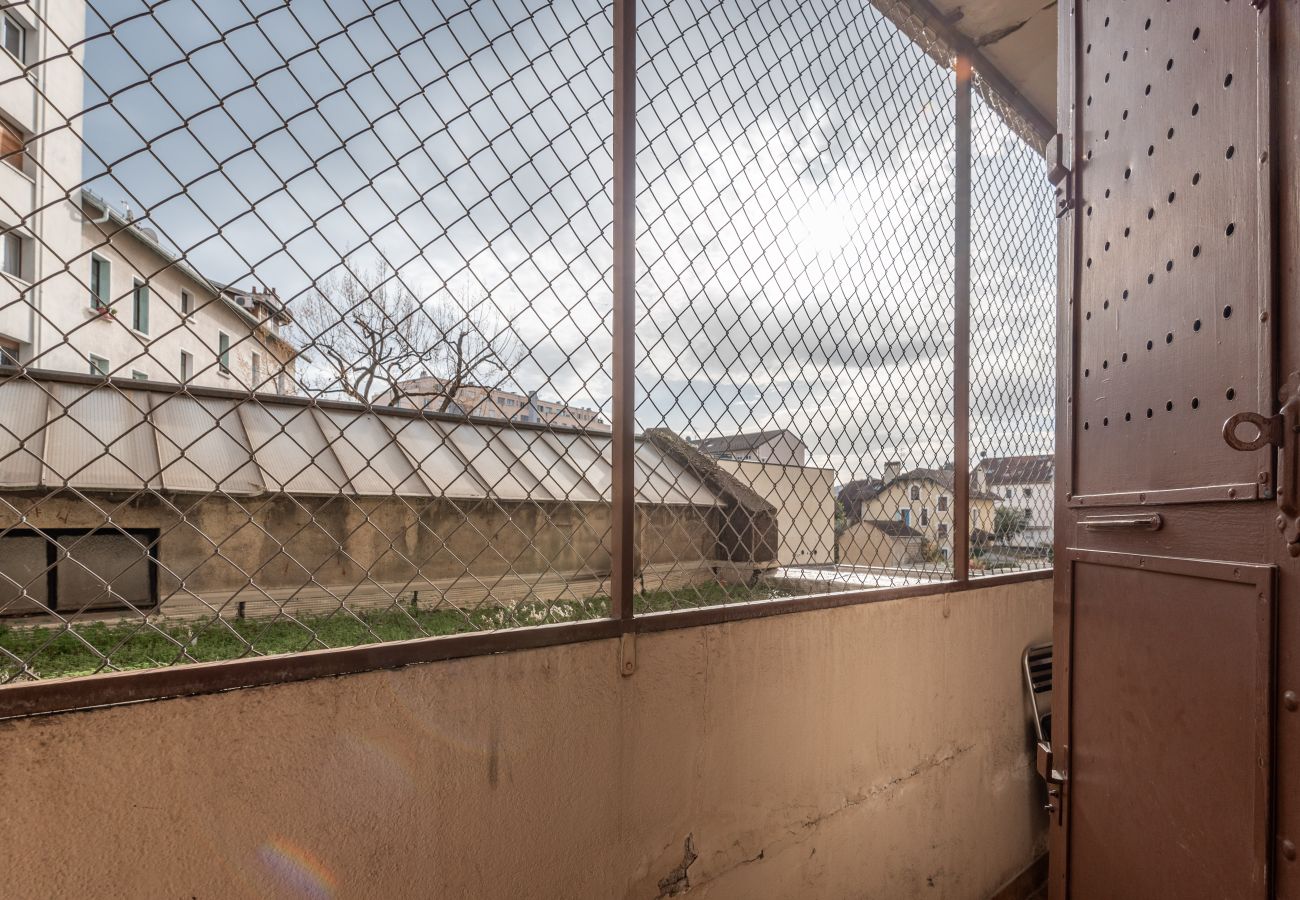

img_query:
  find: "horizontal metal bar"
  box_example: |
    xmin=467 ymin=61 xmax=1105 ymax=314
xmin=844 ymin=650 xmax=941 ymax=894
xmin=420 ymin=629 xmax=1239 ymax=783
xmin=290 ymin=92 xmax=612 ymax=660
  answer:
xmin=0 ymin=569 xmax=1051 ymax=720
xmin=1069 ymin=482 xmax=1262 ymax=507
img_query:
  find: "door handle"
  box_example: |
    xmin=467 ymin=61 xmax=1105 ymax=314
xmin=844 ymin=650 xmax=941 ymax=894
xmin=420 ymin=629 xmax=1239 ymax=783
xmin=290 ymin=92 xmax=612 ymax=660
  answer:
xmin=1080 ymin=514 xmax=1162 ymax=532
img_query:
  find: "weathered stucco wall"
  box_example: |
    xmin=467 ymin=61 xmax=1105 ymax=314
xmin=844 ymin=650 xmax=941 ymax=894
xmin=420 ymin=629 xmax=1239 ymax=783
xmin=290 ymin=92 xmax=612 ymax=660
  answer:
xmin=0 ymin=493 xmax=725 ymax=619
xmin=0 ymin=578 xmax=1050 ymax=899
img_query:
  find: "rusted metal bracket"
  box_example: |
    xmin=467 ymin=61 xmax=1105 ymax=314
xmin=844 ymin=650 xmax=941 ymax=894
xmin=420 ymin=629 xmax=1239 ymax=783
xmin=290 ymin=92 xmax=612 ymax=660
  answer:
xmin=1224 ymin=371 xmax=1300 ymax=556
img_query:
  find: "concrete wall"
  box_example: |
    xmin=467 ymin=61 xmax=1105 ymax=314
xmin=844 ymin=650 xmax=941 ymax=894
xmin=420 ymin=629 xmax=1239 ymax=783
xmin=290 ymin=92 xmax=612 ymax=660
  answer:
xmin=837 ymin=518 xmax=923 ymax=568
xmin=0 ymin=578 xmax=1050 ymax=898
xmin=717 ymin=459 xmax=836 ymax=565
xmin=2 ymin=491 xmax=722 ymax=619
xmin=0 ymin=492 xmax=726 ymax=619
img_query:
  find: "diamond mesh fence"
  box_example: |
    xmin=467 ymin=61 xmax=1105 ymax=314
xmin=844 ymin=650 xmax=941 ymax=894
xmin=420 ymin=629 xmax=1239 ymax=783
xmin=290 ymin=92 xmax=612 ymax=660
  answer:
xmin=0 ymin=0 xmax=1051 ymax=682
xmin=970 ymin=88 xmax=1056 ymax=574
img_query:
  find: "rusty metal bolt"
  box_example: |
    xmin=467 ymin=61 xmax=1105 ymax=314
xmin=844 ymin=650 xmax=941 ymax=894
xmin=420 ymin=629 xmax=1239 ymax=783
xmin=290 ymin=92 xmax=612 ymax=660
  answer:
xmin=1283 ymin=839 xmax=1296 ymax=862
xmin=1284 ymin=691 xmax=1299 ymax=712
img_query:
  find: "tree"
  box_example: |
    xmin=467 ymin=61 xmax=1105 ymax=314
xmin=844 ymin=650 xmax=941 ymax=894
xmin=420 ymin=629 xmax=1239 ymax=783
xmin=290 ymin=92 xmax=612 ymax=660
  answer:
xmin=992 ymin=506 xmax=1028 ymax=544
xmin=291 ymin=257 xmax=521 ymax=408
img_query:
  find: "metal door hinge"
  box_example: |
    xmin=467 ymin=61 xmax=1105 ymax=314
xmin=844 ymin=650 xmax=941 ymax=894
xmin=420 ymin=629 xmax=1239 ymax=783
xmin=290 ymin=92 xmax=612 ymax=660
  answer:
xmin=1046 ymin=134 xmax=1073 ymax=219
xmin=1224 ymin=371 xmax=1300 ymax=555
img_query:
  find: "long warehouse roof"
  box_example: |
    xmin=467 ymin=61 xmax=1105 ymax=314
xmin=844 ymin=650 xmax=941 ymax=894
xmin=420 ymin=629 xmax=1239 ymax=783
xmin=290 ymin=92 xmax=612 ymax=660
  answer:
xmin=0 ymin=378 xmax=721 ymax=506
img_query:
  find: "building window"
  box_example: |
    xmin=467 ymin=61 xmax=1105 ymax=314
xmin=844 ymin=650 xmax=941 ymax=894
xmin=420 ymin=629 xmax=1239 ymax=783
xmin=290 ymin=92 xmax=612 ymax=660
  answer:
xmin=0 ymin=118 xmax=23 ymax=171
xmin=938 ymin=523 xmax=949 ymax=538
xmin=920 ymin=508 xmax=929 ymax=526
xmin=88 ymin=354 xmax=109 ymax=376
xmin=131 ymin=370 xmax=147 ymax=381
xmin=910 ymin=485 xmax=920 ymax=501
xmin=1005 ymin=489 xmax=1013 ymax=499
xmin=1024 ymin=507 xmax=1033 ymax=518
xmin=180 ymin=350 xmax=193 ymax=383
xmin=0 ymin=529 xmax=160 ymax=617
xmin=1023 ymin=487 xmax=1033 ymax=498
xmin=251 ymin=352 xmax=261 ymax=387
xmin=89 ymin=255 xmax=110 ymax=308
xmin=1 ymin=231 xmax=22 ymax=280
xmin=2 ymin=13 xmax=25 ymax=63
xmin=899 ymin=509 xmax=910 ymax=527
xmin=275 ymin=372 xmax=285 ymax=394
xmin=132 ymin=280 xmax=149 ymax=334
xmin=937 ymin=495 xmax=948 ymax=512
xmin=217 ymin=332 xmax=231 ymax=373
xmin=0 ymin=336 xmax=17 ymax=366
xmin=180 ymin=289 xmax=192 ymax=316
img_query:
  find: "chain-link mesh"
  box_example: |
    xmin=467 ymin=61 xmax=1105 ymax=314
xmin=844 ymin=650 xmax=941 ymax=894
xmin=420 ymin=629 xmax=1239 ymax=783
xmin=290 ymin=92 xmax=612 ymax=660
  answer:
xmin=633 ymin=0 xmax=963 ymax=609
xmin=970 ymin=87 xmax=1056 ymax=573
xmin=0 ymin=0 xmax=1051 ymax=682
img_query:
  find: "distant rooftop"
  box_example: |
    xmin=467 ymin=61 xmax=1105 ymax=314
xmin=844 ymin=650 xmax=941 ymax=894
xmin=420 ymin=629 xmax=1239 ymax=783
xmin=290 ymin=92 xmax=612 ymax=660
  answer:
xmin=691 ymin=429 xmax=799 ymax=456
xmin=977 ymin=454 xmax=1054 ymax=486
xmin=865 ymin=519 xmax=924 ymax=539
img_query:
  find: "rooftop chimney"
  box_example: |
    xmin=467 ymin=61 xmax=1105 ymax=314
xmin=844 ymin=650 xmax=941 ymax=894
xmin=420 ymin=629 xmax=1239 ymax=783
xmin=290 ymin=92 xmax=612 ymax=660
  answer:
xmin=882 ymin=461 xmax=902 ymax=482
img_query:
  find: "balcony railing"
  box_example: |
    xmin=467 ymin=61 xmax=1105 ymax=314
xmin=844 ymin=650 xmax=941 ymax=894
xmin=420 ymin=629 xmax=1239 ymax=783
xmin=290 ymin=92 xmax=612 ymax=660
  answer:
xmin=0 ymin=0 xmax=1053 ymax=714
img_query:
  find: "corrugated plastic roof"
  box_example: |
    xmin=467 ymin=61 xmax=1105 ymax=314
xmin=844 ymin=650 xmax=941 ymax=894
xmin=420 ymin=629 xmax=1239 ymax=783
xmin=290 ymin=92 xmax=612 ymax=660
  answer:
xmin=0 ymin=378 xmax=722 ymax=506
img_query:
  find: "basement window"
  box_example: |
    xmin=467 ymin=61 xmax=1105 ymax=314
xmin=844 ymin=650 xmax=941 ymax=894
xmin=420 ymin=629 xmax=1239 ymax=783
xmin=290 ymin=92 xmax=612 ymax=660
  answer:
xmin=0 ymin=529 xmax=159 ymax=617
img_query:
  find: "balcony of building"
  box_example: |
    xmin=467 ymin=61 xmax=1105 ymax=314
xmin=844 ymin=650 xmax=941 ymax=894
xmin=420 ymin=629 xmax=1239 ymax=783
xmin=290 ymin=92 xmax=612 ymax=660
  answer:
xmin=0 ymin=0 xmax=1176 ymax=895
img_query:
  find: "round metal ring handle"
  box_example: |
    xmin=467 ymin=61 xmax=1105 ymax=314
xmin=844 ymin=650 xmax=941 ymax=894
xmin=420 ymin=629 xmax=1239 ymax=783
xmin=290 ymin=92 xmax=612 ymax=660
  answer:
xmin=1223 ymin=411 xmax=1277 ymax=452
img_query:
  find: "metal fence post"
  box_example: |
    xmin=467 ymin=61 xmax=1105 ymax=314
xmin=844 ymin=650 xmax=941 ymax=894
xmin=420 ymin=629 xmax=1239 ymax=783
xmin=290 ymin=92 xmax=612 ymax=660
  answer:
xmin=611 ymin=0 xmax=637 ymax=622
xmin=954 ymin=54 xmax=972 ymax=582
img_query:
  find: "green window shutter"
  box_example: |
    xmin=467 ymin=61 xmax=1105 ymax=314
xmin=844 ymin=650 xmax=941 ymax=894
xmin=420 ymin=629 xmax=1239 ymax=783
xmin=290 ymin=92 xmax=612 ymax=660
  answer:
xmin=90 ymin=257 xmax=109 ymax=308
xmin=133 ymin=281 xmax=149 ymax=333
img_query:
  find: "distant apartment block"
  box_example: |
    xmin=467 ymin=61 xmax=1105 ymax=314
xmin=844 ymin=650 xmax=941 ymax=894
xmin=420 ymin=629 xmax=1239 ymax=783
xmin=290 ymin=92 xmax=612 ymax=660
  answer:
xmin=0 ymin=2 xmax=84 ymax=367
xmin=837 ymin=461 xmax=998 ymax=562
xmin=389 ymin=376 xmax=609 ymax=431
xmin=974 ymin=454 xmax=1054 ymax=546
xmin=0 ymin=5 xmax=294 ymax=391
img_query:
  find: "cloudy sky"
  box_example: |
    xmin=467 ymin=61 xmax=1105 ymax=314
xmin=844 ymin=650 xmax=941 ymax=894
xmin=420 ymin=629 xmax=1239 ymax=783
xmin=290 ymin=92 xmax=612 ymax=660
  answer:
xmin=73 ymin=0 xmax=1054 ymax=486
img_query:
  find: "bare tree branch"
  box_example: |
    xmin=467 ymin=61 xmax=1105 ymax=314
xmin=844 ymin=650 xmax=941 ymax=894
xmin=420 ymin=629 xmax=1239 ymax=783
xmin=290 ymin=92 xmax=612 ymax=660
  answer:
xmin=288 ymin=257 xmax=522 ymax=407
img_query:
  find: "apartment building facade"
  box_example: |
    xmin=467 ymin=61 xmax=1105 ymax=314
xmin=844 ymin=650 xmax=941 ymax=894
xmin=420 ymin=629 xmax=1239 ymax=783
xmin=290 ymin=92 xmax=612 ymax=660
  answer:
xmin=72 ymin=192 xmax=295 ymax=391
xmin=0 ymin=3 xmax=294 ymax=392
xmin=973 ymin=454 xmax=1054 ymax=547
xmin=837 ymin=462 xmax=998 ymax=562
xmin=0 ymin=1 xmax=84 ymax=367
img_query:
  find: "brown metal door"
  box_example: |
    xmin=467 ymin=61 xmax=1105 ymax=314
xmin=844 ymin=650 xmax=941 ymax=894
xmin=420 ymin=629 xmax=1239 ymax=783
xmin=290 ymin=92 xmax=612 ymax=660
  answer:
xmin=1053 ymin=0 xmax=1279 ymax=896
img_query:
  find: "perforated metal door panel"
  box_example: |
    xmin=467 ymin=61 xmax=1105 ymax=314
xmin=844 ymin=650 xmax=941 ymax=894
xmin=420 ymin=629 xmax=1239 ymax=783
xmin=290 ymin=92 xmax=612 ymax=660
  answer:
xmin=1071 ymin=0 xmax=1271 ymax=505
